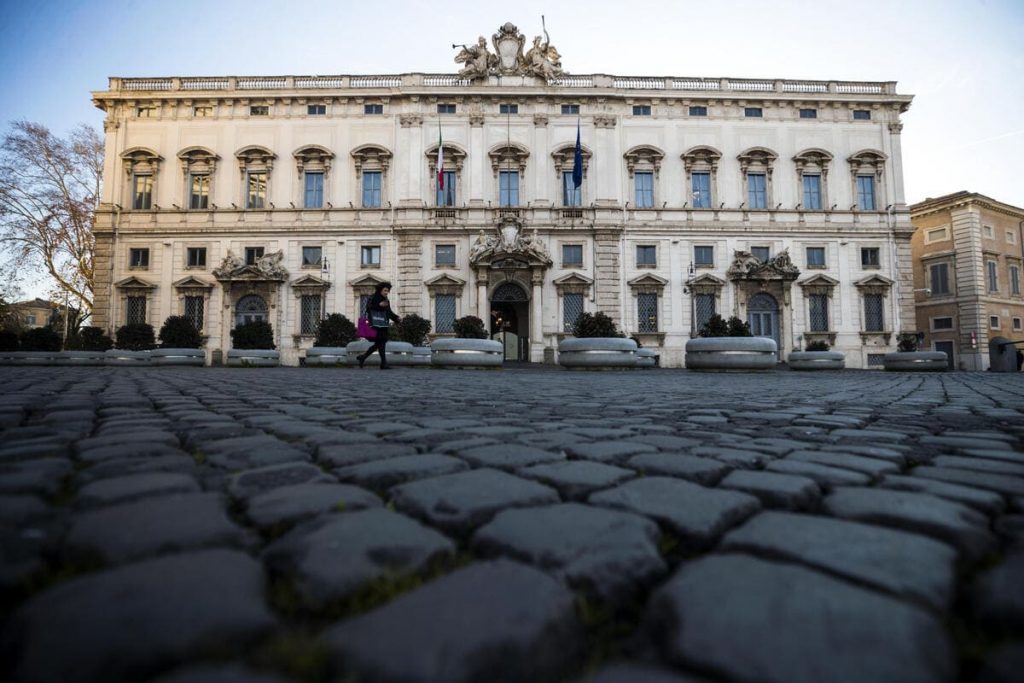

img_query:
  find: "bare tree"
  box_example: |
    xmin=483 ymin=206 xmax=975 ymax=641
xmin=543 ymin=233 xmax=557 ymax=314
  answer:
xmin=0 ymin=121 xmax=103 ymax=318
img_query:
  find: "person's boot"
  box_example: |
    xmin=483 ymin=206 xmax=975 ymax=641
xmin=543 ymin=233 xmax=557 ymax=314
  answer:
xmin=357 ymin=353 xmax=367 ymax=368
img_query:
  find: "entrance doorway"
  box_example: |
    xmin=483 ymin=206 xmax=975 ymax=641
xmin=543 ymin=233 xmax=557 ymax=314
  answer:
xmin=747 ymin=293 xmax=780 ymax=356
xmin=935 ymin=340 xmax=955 ymax=370
xmin=235 ymin=294 xmax=268 ymax=326
xmin=490 ymin=282 xmax=529 ymax=361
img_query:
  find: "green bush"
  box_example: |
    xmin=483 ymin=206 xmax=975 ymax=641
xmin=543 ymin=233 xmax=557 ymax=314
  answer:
xmin=572 ymin=311 xmax=623 ymax=338
xmin=231 ymin=320 xmax=275 ymax=350
xmin=314 ymin=314 xmax=357 ymax=347
xmin=0 ymin=329 xmax=19 ymax=352
xmin=115 ymin=323 xmax=156 ymax=350
xmin=395 ymin=313 xmax=432 ymax=346
xmin=698 ymin=314 xmax=729 ymax=337
xmin=726 ymin=316 xmax=752 ymax=337
xmin=805 ymin=340 xmax=831 ymax=352
xmin=453 ymin=315 xmax=488 ymax=339
xmin=20 ymin=327 xmax=62 ymax=352
xmin=897 ymin=333 xmax=919 ymax=353
xmin=64 ymin=327 xmax=113 ymax=352
xmin=159 ymin=316 xmax=203 ymax=348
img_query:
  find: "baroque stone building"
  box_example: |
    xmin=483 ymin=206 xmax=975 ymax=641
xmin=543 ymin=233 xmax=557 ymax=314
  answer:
xmin=91 ymin=21 xmax=915 ymax=367
xmin=910 ymin=192 xmax=1024 ymax=371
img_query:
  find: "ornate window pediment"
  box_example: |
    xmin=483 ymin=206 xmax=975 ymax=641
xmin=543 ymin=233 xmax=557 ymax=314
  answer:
xmin=349 ymin=272 xmax=389 ymax=296
xmin=553 ymin=271 xmax=593 ymax=295
xmin=291 ymin=274 xmax=330 ymax=291
xmin=737 ymin=147 xmax=778 ymax=175
xmin=623 ymin=145 xmax=665 ymax=177
xmin=426 ymin=143 xmax=467 ymax=175
xmin=488 ymin=143 xmax=529 ymax=176
xmin=172 ymin=275 xmax=213 ymax=290
xmin=687 ymin=272 xmax=726 ymax=295
xmin=293 ymin=145 xmax=334 ymax=175
xmin=425 ymin=273 xmax=466 ymax=297
xmin=551 ymin=143 xmax=592 ymax=175
xmin=350 ymin=144 xmax=392 ymax=173
xmin=854 ymin=273 xmax=893 ymax=294
xmin=798 ymin=273 xmax=839 ymax=296
xmin=681 ymin=146 xmax=722 ymax=171
xmin=115 ymin=275 xmax=157 ymax=290
xmin=793 ymin=148 xmax=833 ymax=174
xmin=235 ymin=145 xmax=276 ymax=171
xmin=121 ymin=147 xmax=162 ymax=176
xmin=628 ymin=272 xmax=669 ymax=294
xmin=177 ymin=146 xmax=219 ymax=174
xmin=847 ymin=149 xmax=887 ymax=174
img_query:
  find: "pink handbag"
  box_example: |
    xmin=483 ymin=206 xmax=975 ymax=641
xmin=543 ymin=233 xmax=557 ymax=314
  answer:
xmin=357 ymin=317 xmax=377 ymax=339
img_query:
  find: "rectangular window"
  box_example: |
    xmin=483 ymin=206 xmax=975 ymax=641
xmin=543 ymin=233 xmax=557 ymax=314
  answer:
xmin=929 ymin=263 xmax=950 ymax=295
xmin=853 ymin=109 xmax=871 ymax=120
xmin=250 ymin=105 xmax=269 ymax=116
xmin=806 ymin=247 xmax=826 ymax=268
xmin=307 ymin=104 xmax=326 ymax=115
xmin=137 ymin=106 xmax=156 ymax=118
xmin=636 ymin=244 xmax=657 ymax=267
xmin=744 ymin=107 xmax=763 ymax=118
xmin=694 ymin=245 xmax=714 ymax=266
xmin=189 ymin=173 xmax=209 ymax=209
xmin=751 ymin=246 xmax=771 ymax=262
xmin=987 ymin=260 xmax=998 ymax=292
xmin=861 ymin=247 xmax=880 ymax=267
xmin=1011 ymin=265 xmax=1021 ymax=295
xmin=186 ymin=247 xmax=206 ymax=268
xmin=694 ymin=293 xmax=715 ymax=332
xmin=126 ymin=296 xmax=146 ymax=325
xmin=364 ymin=104 xmax=383 ymax=115
xmin=436 ymin=170 xmax=456 ymax=207
xmin=499 ymin=170 xmax=519 ymax=207
xmin=129 ymin=248 xmax=149 ymax=268
xmin=808 ymin=294 xmax=829 ymax=332
xmin=25 ymin=314 xmax=36 ymax=326
xmin=562 ymin=244 xmax=583 ymax=267
xmin=563 ymin=293 xmax=584 ymax=333
xmin=856 ymin=175 xmax=876 ymax=210
xmin=361 ymin=245 xmax=381 ymax=267
xmin=799 ymin=108 xmax=817 ymax=119
xmin=435 ymin=244 xmax=456 ymax=266
xmin=932 ymin=317 xmax=954 ymax=330
xmin=132 ymin=174 xmax=152 ymax=210
xmin=246 ymin=172 xmax=267 ymax=209
xmin=1007 ymin=231 xmax=1018 ymax=245
xmin=435 ymin=294 xmax=456 ymax=334
xmin=437 ymin=103 xmax=456 ymax=114
xmin=688 ymin=105 xmax=707 ymax=117
xmin=982 ymin=225 xmax=994 ymax=238
xmin=990 ymin=315 xmax=1000 ymax=329
xmin=193 ymin=105 xmax=213 ymax=117
xmin=864 ymin=293 xmax=884 ymax=332
xmin=691 ymin=172 xmax=711 ymax=208
xmin=302 ymin=246 xmax=322 ymax=267
xmin=634 ymin=172 xmax=654 ymax=208
xmin=802 ymin=174 xmax=822 ymax=210
xmin=300 ymin=294 xmax=322 ymax=335
xmin=245 ymin=246 xmax=264 ymax=265
xmin=747 ymin=173 xmax=766 ymax=209
xmin=304 ymin=172 xmax=324 ymax=209
xmin=362 ymin=171 xmax=382 ymax=208
xmin=561 ymin=104 xmax=579 ymax=115
xmin=632 ymin=105 xmax=651 ymax=116
xmin=184 ymin=295 xmax=204 ymax=331
xmin=1014 ymin=317 xmax=1022 ymax=331
xmin=562 ymin=172 xmax=582 ymax=207
xmin=638 ymin=293 xmax=658 ymax=333
xmin=499 ymin=103 xmax=518 ymax=114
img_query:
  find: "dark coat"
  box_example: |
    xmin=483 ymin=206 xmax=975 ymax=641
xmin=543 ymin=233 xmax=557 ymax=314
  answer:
xmin=368 ymin=292 xmax=400 ymax=328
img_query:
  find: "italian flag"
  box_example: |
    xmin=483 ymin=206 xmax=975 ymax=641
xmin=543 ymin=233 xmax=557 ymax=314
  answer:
xmin=437 ymin=122 xmax=444 ymax=190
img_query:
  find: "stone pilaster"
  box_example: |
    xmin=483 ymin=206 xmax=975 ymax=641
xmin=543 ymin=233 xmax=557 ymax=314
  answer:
xmin=91 ymin=207 xmax=115 ymax=332
xmin=892 ymin=214 xmax=916 ymax=334
xmin=951 ymin=205 xmax=987 ymax=370
xmin=593 ymin=228 xmax=623 ymax=322
xmin=396 ymin=230 xmax=423 ymax=315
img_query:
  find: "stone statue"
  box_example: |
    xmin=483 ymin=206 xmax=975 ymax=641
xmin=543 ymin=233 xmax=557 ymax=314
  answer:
xmin=524 ymin=35 xmax=563 ymax=80
xmin=469 ymin=229 xmax=497 ymax=262
xmin=254 ymin=250 xmax=287 ymax=278
xmin=455 ymin=37 xmax=496 ymax=80
xmin=522 ymin=227 xmax=551 ymax=261
xmin=212 ymin=250 xmax=245 ymax=277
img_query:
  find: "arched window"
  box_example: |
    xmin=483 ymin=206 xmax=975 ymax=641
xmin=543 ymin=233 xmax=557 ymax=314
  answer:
xmin=737 ymin=147 xmax=778 ymax=210
xmin=351 ymin=144 xmax=392 ymax=208
xmin=623 ymin=145 xmax=665 ymax=209
xmin=426 ymin=143 xmax=467 ymax=207
xmin=488 ymin=143 xmax=530 ymax=207
xmin=177 ymin=147 xmax=219 ymax=210
xmin=847 ymin=149 xmax=887 ymax=211
xmin=551 ymin=143 xmax=592 ymax=207
xmin=681 ymin=146 xmax=722 ymax=209
xmin=293 ymin=145 xmax=334 ymax=209
xmin=121 ymin=147 xmax=162 ymax=210
xmin=792 ymin=149 xmax=833 ymax=211
xmin=235 ymin=146 xmax=276 ymax=209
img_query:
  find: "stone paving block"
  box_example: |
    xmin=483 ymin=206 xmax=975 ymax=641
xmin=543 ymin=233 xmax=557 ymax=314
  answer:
xmin=1 ymin=549 xmax=275 ymax=683
xmin=515 ymin=461 xmax=635 ymax=500
xmin=76 ymin=472 xmax=200 ymax=507
xmin=0 ymin=457 xmax=71 ymax=496
xmin=518 ymin=431 xmax=595 ymax=449
xmin=741 ymin=438 xmax=805 ymax=456
xmin=427 ymin=436 xmax=500 ymax=454
xmin=0 ymin=494 xmax=49 ymax=525
xmin=65 ymin=492 xmax=246 ymax=564
xmin=961 ymin=448 xmax=1024 ymax=466
xmin=74 ymin=454 xmax=198 ymax=485
xmin=786 ymin=450 xmax=899 ymax=477
xmin=718 ymin=470 xmax=821 ymax=510
xmin=391 ymin=468 xmax=560 ymax=533
xmin=829 ymin=428 xmax=911 ymax=442
xmin=646 ymin=554 xmax=954 ymax=683
xmin=972 ymin=551 xmax=1024 ymax=630
xmin=245 ymin=482 xmax=381 ymax=530
xmin=626 ymin=453 xmax=732 ymax=485
xmin=472 ymin=503 xmax=665 ymax=601
xmin=315 ymin=441 xmax=417 ymax=468
xmin=823 ymin=487 xmax=996 ymax=562
xmin=910 ymin=466 xmax=1024 ymax=498
xmin=879 ymin=474 xmax=1006 ymax=515
xmin=200 ymin=435 xmax=311 ymax=470
xmin=818 ymin=443 xmax=910 ymax=464
xmin=631 ymin=434 xmax=701 ymax=451
xmin=589 ymin=477 xmax=760 ymax=550
xmin=765 ymin=459 xmax=872 ymax=488
xmin=322 ymin=559 xmax=582 ymax=683
xmin=149 ymin=664 xmax=293 ymax=683
xmin=919 ymin=435 xmax=1012 ymax=451
xmin=264 ymin=508 xmax=454 ymax=609
xmin=581 ymin=663 xmax=714 ymax=683
xmin=227 ymin=463 xmax=333 ymax=500
xmin=689 ymin=446 xmax=768 ymax=469
xmin=334 ymin=453 xmax=468 ymax=490
xmin=455 ymin=443 xmax=565 ymax=470
xmin=565 ymin=440 xmax=658 ymax=465
xmin=721 ymin=511 xmax=957 ymax=610
xmin=76 ymin=431 xmax=181 ymax=461
xmin=0 ymin=439 xmax=72 ymax=462
xmin=931 ymin=455 xmax=1024 ymax=476
xmin=976 ymin=643 xmax=1024 ymax=683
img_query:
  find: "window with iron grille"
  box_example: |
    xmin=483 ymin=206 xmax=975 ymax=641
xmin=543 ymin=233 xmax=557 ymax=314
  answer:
xmin=359 ymin=295 xmax=370 ymax=319
xmin=300 ymin=295 xmax=321 ymax=335
xmin=563 ymin=293 xmax=584 ymax=333
xmin=184 ymin=296 xmax=204 ymax=330
xmin=694 ymin=293 xmax=715 ymax=332
xmin=435 ymin=294 xmax=456 ymax=333
xmin=990 ymin=315 xmax=1000 ymax=329
xmin=636 ymin=245 xmax=656 ymax=267
xmin=808 ymin=294 xmax=829 ymax=332
xmin=867 ymin=353 xmax=885 ymax=366
xmin=562 ymin=244 xmax=583 ymax=267
xmin=126 ymin=296 xmax=146 ymax=325
xmin=863 ymin=293 xmax=884 ymax=332
xmin=250 ymin=105 xmax=269 ymax=116
xmin=638 ymin=293 xmax=658 ymax=333
xmin=129 ymin=248 xmax=149 ymax=268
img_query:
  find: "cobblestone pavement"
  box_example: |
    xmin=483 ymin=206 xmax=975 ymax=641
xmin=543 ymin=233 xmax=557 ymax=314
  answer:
xmin=1 ymin=366 xmax=1023 ymax=683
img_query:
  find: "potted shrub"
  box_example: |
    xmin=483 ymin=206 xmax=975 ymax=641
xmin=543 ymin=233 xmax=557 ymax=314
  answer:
xmin=228 ymin=320 xmax=279 ymax=367
xmin=151 ymin=316 xmax=205 ymax=366
xmin=884 ymin=332 xmax=947 ymax=372
xmin=307 ymin=313 xmax=356 ymax=366
xmin=14 ymin=327 xmax=61 ymax=365
xmin=395 ymin=313 xmax=432 ymax=366
xmin=106 ymin=323 xmax=155 ymax=365
xmin=685 ymin=314 xmax=776 ymax=371
xmin=558 ymin=312 xmax=638 ymax=369
xmin=431 ymin=315 xmax=503 ymax=367
xmin=788 ymin=339 xmax=845 ymax=371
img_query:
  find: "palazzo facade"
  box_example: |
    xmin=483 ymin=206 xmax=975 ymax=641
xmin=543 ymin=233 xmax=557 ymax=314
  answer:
xmin=90 ymin=21 xmax=915 ymax=367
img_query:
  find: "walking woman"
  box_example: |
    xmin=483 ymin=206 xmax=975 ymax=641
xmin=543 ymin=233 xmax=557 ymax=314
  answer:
xmin=358 ymin=282 xmax=401 ymax=369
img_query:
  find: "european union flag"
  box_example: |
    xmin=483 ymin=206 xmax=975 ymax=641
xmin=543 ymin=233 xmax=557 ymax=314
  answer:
xmin=572 ymin=120 xmax=583 ymax=189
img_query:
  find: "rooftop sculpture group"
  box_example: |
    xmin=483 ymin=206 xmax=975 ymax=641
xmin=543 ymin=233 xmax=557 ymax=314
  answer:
xmin=455 ymin=21 xmax=564 ymax=81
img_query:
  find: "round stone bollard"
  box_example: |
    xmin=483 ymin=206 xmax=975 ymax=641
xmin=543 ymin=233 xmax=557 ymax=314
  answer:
xmin=410 ymin=346 xmax=432 ymax=366
xmin=430 ymin=338 xmax=504 ymax=367
xmin=787 ymin=351 xmax=845 ymax=371
xmin=56 ymin=351 xmax=107 ymax=366
xmin=883 ymin=351 xmax=948 ymax=372
xmin=346 ymin=340 xmax=415 ymax=366
xmin=685 ymin=337 xmax=777 ymax=371
xmin=226 ymin=349 xmax=280 ymax=367
xmin=558 ymin=338 xmax=638 ymax=368
xmin=304 ymin=347 xmax=348 ymax=367
xmin=104 ymin=349 xmax=152 ymax=366
xmin=10 ymin=351 xmax=58 ymax=366
xmin=151 ymin=348 xmax=206 ymax=366
xmin=636 ymin=348 xmax=658 ymax=368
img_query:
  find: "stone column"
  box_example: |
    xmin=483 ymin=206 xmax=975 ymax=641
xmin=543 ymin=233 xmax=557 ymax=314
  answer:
xmin=951 ymin=205 xmax=987 ymax=370
xmin=476 ymin=270 xmax=488 ymax=318
xmin=91 ymin=207 xmax=115 ymax=332
xmin=396 ymin=230 xmax=423 ymax=315
xmin=887 ymin=122 xmax=907 ymax=211
xmin=594 ymin=228 xmax=624 ymax=322
xmin=531 ymin=268 xmax=543 ymax=349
